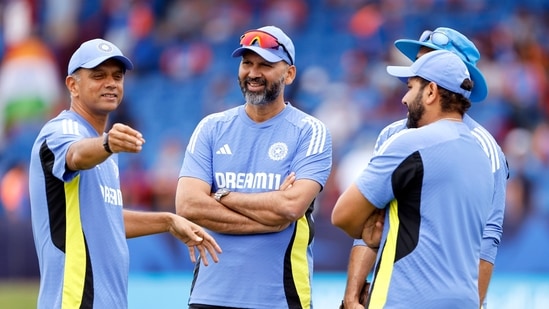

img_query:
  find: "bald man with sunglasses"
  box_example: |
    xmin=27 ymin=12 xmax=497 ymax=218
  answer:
xmin=176 ymin=26 xmax=332 ymax=309
xmin=339 ymin=28 xmax=508 ymax=309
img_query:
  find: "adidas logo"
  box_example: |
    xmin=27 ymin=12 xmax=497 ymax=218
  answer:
xmin=216 ymin=144 xmax=232 ymax=155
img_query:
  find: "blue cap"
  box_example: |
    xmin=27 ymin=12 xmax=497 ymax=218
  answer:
xmin=67 ymin=38 xmax=133 ymax=75
xmin=394 ymin=27 xmax=487 ymax=102
xmin=231 ymin=26 xmax=295 ymax=65
xmin=386 ymin=50 xmax=472 ymax=98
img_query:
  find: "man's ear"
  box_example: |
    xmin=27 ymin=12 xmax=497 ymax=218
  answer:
xmin=284 ymin=65 xmax=296 ymax=85
xmin=66 ymin=75 xmax=79 ymax=98
xmin=424 ymin=82 xmax=438 ymax=105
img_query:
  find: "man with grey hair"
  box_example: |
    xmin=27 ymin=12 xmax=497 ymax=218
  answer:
xmin=176 ymin=26 xmax=332 ymax=308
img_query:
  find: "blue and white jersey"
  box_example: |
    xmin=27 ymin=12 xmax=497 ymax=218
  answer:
xmin=29 ymin=110 xmax=128 ymax=309
xmin=179 ymin=103 xmax=332 ymax=309
xmin=370 ymin=114 xmax=507 ymax=264
xmin=356 ymin=119 xmax=493 ymax=308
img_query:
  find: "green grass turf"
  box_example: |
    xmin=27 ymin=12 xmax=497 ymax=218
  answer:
xmin=0 ymin=279 xmax=39 ymax=309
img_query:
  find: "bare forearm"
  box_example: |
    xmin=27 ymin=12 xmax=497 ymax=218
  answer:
xmin=176 ymin=177 xmax=294 ymax=234
xmin=220 ymin=179 xmax=320 ymax=226
xmin=344 ymin=245 xmax=376 ymax=304
xmin=178 ymin=195 xmax=287 ymax=234
xmin=124 ymin=210 xmax=172 ymax=238
xmin=478 ymin=259 xmax=494 ymax=306
xmin=66 ymin=123 xmax=145 ymax=171
xmin=220 ymin=191 xmax=300 ymax=225
xmin=188 ymin=206 xmax=287 ymax=234
xmin=124 ymin=209 xmax=222 ymax=266
xmin=332 ymin=184 xmax=376 ymax=240
xmin=66 ymin=137 xmax=111 ymax=170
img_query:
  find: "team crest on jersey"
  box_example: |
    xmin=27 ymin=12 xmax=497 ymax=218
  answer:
xmin=268 ymin=142 xmax=288 ymax=161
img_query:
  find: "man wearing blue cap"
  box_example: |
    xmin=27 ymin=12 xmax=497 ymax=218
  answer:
xmin=332 ymin=49 xmax=494 ymax=308
xmin=29 ymin=38 xmax=221 ymax=308
xmin=176 ymin=26 xmax=332 ymax=308
xmin=340 ymin=28 xmax=508 ymax=309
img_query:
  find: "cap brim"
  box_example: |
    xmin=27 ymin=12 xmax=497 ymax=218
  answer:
xmin=395 ymin=39 xmax=439 ymax=62
xmin=231 ymin=46 xmax=284 ymax=63
xmin=386 ymin=65 xmax=413 ymax=84
xmin=80 ymin=55 xmax=134 ymax=72
xmin=395 ymin=39 xmax=488 ymax=102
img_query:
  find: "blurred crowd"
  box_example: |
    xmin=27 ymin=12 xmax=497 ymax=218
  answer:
xmin=1 ymin=0 xmax=548 ymax=276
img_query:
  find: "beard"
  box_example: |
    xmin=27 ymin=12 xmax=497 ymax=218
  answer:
xmin=239 ymin=75 xmax=284 ymax=106
xmin=406 ymin=91 xmax=425 ymax=129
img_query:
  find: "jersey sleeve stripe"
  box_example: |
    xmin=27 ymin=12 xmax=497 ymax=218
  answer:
xmin=303 ymin=116 xmax=327 ymax=156
xmin=376 ymin=129 xmax=412 ymax=156
xmin=374 ymin=119 xmax=407 ymax=154
xmin=188 ymin=114 xmax=217 ymax=154
xmin=187 ymin=120 xmax=204 ymax=154
xmin=61 ymin=119 xmax=80 ymax=135
xmin=471 ymin=127 xmax=500 ymax=173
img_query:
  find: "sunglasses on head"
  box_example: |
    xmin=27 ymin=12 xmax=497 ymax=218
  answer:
xmin=419 ymin=30 xmax=451 ymax=46
xmin=419 ymin=30 xmax=470 ymax=61
xmin=239 ymin=30 xmax=294 ymax=65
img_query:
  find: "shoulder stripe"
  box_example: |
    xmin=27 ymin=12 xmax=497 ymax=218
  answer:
xmin=187 ymin=113 xmax=222 ymax=154
xmin=376 ymin=129 xmax=412 ymax=156
xmin=187 ymin=119 xmax=206 ymax=154
xmin=374 ymin=120 xmax=406 ymax=152
xmin=471 ymin=127 xmax=500 ymax=173
xmin=303 ymin=116 xmax=327 ymax=156
xmin=61 ymin=119 xmax=80 ymax=135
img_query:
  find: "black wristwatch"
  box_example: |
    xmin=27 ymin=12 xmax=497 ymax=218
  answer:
xmin=214 ymin=188 xmax=231 ymax=202
xmin=103 ymin=133 xmax=113 ymax=154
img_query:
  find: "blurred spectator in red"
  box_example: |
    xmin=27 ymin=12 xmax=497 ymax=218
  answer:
xmin=0 ymin=162 xmax=29 ymax=221
xmin=149 ymin=138 xmax=185 ymax=212
xmin=260 ymin=0 xmax=308 ymax=32
xmin=120 ymin=157 xmax=153 ymax=211
xmin=160 ymin=42 xmax=213 ymax=80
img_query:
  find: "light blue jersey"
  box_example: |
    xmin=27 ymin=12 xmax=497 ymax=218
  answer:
xmin=356 ymin=119 xmax=494 ymax=308
xmin=368 ymin=114 xmax=507 ymax=264
xmin=29 ymin=110 xmax=128 ymax=309
xmin=179 ymin=103 xmax=332 ymax=309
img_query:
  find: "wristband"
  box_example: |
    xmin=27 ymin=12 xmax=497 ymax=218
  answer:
xmin=103 ymin=133 xmax=113 ymax=154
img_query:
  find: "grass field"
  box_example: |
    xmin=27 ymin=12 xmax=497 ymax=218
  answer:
xmin=0 ymin=279 xmax=39 ymax=309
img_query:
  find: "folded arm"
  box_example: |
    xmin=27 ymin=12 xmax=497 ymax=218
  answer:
xmin=332 ymin=184 xmax=378 ymax=240
xmin=218 ymin=176 xmax=320 ymax=226
xmin=175 ymin=175 xmax=303 ymax=234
